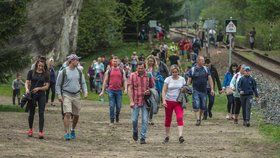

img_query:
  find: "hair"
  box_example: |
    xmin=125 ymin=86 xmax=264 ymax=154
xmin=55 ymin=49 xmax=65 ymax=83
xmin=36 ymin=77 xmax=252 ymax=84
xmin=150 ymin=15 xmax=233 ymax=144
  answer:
xmin=33 ymin=57 xmax=48 ymax=77
xmin=137 ymin=61 xmax=145 ymax=67
xmin=229 ymin=63 xmax=238 ymax=74
xmin=112 ymin=56 xmax=118 ymax=60
xmin=145 ymin=55 xmax=157 ymax=68
xmin=16 ymin=72 xmax=21 ymax=78
xmin=205 ymin=58 xmax=211 ymax=64
xmin=170 ymin=64 xmax=180 ymax=73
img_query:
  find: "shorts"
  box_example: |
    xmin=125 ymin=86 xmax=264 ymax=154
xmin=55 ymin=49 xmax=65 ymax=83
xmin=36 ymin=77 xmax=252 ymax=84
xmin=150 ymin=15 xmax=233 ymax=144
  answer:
xmin=180 ymin=50 xmax=186 ymax=55
xmin=192 ymin=90 xmax=207 ymax=112
xmin=63 ymin=94 xmax=81 ymax=115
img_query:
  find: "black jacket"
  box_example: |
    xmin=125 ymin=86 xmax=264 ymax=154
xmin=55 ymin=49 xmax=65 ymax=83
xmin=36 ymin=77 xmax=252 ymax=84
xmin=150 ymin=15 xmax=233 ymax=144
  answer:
xmin=209 ymin=65 xmax=222 ymax=91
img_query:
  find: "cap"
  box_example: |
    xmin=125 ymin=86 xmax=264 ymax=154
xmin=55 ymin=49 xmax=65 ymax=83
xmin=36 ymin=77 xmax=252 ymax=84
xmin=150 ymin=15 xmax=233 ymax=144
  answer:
xmin=67 ymin=54 xmax=81 ymax=61
xmin=244 ymin=66 xmax=251 ymax=71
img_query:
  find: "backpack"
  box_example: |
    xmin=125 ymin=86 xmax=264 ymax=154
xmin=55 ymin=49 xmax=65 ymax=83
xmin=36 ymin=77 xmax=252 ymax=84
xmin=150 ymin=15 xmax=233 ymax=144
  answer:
xmin=107 ymin=67 xmax=124 ymax=87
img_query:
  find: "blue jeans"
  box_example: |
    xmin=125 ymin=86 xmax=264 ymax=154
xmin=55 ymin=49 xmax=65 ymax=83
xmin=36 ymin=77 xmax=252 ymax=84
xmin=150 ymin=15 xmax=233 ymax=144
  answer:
xmin=192 ymin=90 xmax=207 ymax=112
xmin=204 ymin=88 xmax=215 ymax=117
xmin=107 ymin=89 xmax=122 ymax=121
xmin=132 ymin=105 xmax=148 ymax=139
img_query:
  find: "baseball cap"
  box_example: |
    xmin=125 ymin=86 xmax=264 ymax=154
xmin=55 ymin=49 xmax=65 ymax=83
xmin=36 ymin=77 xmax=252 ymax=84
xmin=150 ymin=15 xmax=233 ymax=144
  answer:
xmin=67 ymin=54 xmax=81 ymax=61
xmin=244 ymin=66 xmax=251 ymax=71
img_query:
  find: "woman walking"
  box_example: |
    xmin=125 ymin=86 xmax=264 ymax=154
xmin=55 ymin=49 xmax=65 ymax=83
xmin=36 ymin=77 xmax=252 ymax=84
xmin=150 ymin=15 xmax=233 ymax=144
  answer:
xmin=162 ymin=65 xmax=186 ymax=143
xmin=25 ymin=57 xmax=50 ymax=139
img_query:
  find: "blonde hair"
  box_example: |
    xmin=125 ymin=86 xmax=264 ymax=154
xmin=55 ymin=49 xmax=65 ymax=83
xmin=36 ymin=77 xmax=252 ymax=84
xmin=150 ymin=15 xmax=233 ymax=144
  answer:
xmin=170 ymin=64 xmax=180 ymax=73
xmin=145 ymin=55 xmax=157 ymax=69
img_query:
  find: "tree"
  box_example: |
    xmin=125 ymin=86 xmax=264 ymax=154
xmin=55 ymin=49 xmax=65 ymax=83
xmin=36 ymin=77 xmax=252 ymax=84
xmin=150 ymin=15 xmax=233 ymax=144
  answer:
xmin=126 ymin=0 xmax=149 ymax=39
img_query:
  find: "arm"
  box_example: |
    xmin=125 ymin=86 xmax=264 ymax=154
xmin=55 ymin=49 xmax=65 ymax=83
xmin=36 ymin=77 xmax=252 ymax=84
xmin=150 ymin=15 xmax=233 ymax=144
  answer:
xmin=229 ymin=74 xmax=236 ymax=90
xmin=100 ymin=70 xmax=109 ymax=96
xmin=214 ymin=67 xmax=222 ymax=91
xmin=222 ymin=73 xmax=229 ymax=89
xmin=161 ymin=84 xmax=168 ymax=107
xmin=252 ymin=78 xmax=259 ymax=97
xmin=127 ymin=84 xmax=134 ymax=108
xmin=237 ymin=78 xmax=242 ymax=93
xmin=55 ymin=71 xmax=63 ymax=98
xmin=81 ymin=73 xmax=88 ymax=97
xmin=187 ymin=76 xmax=192 ymax=86
xmin=20 ymin=80 xmax=25 ymax=87
xmin=12 ymin=80 xmax=15 ymax=89
xmin=208 ymin=75 xmax=215 ymax=96
xmin=123 ymin=70 xmax=127 ymax=94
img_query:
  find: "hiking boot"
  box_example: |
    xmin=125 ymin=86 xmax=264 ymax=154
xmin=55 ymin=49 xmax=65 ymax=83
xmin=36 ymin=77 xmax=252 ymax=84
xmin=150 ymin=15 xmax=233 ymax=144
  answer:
xmin=140 ymin=138 xmax=146 ymax=144
xmin=27 ymin=129 xmax=33 ymax=137
xmin=234 ymin=119 xmax=238 ymax=124
xmin=110 ymin=119 xmax=114 ymax=124
xmin=70 ymin=130 xmax=76 ymax=139
xmin=162 ymin=137 xmax=169 ymax=144
xmin=133 ymin=132 xmax=138 ymax=141
xmin=195 ymin=120 xmax=201 ymax=126
xmin=179 ymin=136 xmax=185 ymax=144
xmin=64 ymin=133 xmax=71 ymax=141
xmin=246 ymin=122 xmax=250 ymax=127
xmin=209 ymin=111 xmax=213 ymax=118
xmin=38 ymin=131 xmax=44 ymax=139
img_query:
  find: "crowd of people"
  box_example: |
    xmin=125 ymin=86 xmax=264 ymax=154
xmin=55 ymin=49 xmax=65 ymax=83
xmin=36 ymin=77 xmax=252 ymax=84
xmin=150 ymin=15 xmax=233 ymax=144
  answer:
xmin=13 ymin=32 xmax=259 ymax=144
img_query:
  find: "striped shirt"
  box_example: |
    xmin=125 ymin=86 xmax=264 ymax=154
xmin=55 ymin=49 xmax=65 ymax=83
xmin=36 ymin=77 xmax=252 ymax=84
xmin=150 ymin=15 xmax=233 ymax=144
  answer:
xmin=128 ymin=71 xmax=154 ymax=106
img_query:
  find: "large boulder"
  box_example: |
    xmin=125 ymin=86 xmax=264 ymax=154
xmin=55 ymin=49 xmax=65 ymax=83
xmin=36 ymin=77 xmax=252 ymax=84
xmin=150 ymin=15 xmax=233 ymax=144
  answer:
xmin=7 ymin=0 xmax=83 ymax=62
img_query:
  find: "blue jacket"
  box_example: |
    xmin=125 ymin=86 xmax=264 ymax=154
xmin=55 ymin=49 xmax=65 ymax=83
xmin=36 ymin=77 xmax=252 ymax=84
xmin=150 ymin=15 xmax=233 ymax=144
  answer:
xmin=223 ymin=71 xmax=233 ymax=88
xmin=237 ymin=75 xmax=259 ymax=97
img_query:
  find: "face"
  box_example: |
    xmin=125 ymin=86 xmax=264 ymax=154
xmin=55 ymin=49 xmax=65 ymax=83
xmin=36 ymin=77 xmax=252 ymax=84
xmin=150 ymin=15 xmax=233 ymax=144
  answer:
xmin=70 ymin=59 xmax=79 ymax=67
xmin=17 ymin=75 xmax=22 ymax=80
xmin=232 ymin=66 xmax=237 ymax=72
xmin=197 ymin=57 xmax=205 ymax=66
xmin=148 ymin=58 xmax=154 ymax=66
xmin=112 ymin=59 xmax=118 ymax=67
xmin=37 ymin=61 xmax=45 ymax=71
xmin=171 ymin=68 xmax=179 ymax=77
xmin=137 ymin=64 xmax=145 ymax=74
xmin=244 ymin=70 xmax=251 ymax=76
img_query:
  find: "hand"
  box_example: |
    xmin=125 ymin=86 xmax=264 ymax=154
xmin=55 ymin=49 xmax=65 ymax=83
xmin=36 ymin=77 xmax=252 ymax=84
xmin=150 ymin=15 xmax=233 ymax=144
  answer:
xmin=219 ymin=90 xmax=223 ymax=94
xmin=240 ymin=91 xmax=244 ymax=95
xmin=84 ymin=93 xmax=88 ymax=98
xmin=162 ymin=101 xmax=167 ymax=108
xmin=144 ymin=90 xmax=150 ymax=95
xmin=130 ymin=102 xmax=135 ymax=109
xmin=32 ymin=87 xmax=40 ymax=93
xmin=26 ymin=89 xmax=30 ymax=94
xmin=124 ymin=89 xmax=127 ymax=95
xmin=58 ymin=96 xmax=64 ymax=103
xmin=211 ymin=89 xmax=215 ymax=96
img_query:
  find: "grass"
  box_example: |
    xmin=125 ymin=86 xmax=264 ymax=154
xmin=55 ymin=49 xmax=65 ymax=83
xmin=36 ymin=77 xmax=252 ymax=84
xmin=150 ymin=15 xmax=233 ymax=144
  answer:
xmin=0 ymin=104 xmax=25 ymax=112
xmin=259 ymin=123 xmax=280 ymax=142
xmin=0 ymin=84 xmax=12 ymax=97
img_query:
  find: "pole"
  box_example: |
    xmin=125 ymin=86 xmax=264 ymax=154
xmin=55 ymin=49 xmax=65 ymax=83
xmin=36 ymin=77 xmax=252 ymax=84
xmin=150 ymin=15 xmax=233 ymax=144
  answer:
xmin=269 ymin=22 xmax=272 ymax=51
xmin=229 ymin=33 xmax=232 ymax=67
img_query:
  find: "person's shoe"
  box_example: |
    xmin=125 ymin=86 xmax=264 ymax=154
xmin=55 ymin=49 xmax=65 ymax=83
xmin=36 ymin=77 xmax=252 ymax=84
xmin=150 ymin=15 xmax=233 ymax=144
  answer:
xmin=179 ymin=136 xmax=185 ymax=144
xmin=64 ymin=133 xmax=71 ymax=141
xmin=116 ymin=115 xmax=119 ymax=123
xmin=38 ymin=131 xmax=44 ymax=139
xmin=133 ymin=132 xmax=138 ymax=141
xmin=195 ymin=120 xmax=201 ymax=126
xmin=162 ymin=137 xmax=169 ymax=144
xmin=110 ymin=119 xmax=114 ymax=124
xmin=202 ymin=115 xmax=207 ymax=120
xmin=234 ymin=119 xmax=238 ymax=124
xmin=27 ymin=129 xmax=33 ymax=137
xmin=140 ymin=138 xmax=146 ymax=144
xmin=246 ymin=122 xmax=250 ymax=127
xmin=70 ymin=130 xmax=76 ymax=139
xmin=226 ymin=114 xmax=230 ymax=120
xmin=209 ymin=111 xmax=213 ymax=118
xmin=148 ymin=120 xmax=154 ymax=125
xmin=243 ymin=121 xmax=247 ymax=126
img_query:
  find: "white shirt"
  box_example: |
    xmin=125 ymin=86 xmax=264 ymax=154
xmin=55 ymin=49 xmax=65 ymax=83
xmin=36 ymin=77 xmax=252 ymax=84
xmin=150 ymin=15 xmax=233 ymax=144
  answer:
xmin=164 ymin=76 xmax=186 ymax=101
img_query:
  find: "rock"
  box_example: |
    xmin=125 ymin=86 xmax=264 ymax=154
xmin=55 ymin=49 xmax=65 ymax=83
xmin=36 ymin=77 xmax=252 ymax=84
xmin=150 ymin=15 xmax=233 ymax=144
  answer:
xmin=5 ymin=0 xmax=83 ymax=63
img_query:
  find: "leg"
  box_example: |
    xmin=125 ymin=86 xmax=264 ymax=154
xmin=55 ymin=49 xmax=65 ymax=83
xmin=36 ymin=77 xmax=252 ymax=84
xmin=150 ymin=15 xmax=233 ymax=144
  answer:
xmin=72 ymin=95 xmax=81 ymax=129
xmin=63 ymin=95 xmax=73 ymax=134
xmin=108 ymin=90 xmax=116 ymax=123
xmin=192 ymin=90 xmax=200 ymax=121
xmin=38 ymin=95 xmax=46 ymax=132
xmin=46 ymin=85 xmax=50 ymax=103
xmin=165 ymin=101 xmax=174 ymax=137
xmin=64 ymin=113 xmax=72 ymax=133
xmin=199 ymin=92 xmax=207 ymax=121
xmin=50 ymin=82 xmax=56 ymax=104
xmin=208 ymin=91 xmax=215 ymax=117
xmin=245 ymin=96 xmax=253 ymax=122
xmin=115 ymin=90 xmax=122 ymax=123
xmin=12 ymin=89 xmax=16 ymax=105
xmin=28 ymin=101 xmax=36 ymax=129
xmin=140 ymin=105 xmax=148 ymax=140
xmin=132 ymin=106 xmax=140 ymax=140
xmin=174 ymin=103 xmax=184 ymax=137
xmin=240 ymin=96 xmax=246 ymax=122
xmin=16 ymin=89 xmax=21 ymax=105
xmin=233 ymin=97 xmax=241 ymax=120
xmin=72 ymin=115 xmax=79 ymax=129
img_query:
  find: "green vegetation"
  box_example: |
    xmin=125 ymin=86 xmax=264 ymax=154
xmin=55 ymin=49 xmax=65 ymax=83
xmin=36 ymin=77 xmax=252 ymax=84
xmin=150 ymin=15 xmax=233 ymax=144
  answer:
xmin=259 ymin=123 xmax=280 ymax=142
xmin=0 ymin=104 xmax=24 ymax=112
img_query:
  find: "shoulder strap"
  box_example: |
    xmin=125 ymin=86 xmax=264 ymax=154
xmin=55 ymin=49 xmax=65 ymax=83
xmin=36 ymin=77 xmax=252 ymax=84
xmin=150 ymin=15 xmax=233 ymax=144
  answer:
xmin=61 ymin=68 xmax=67 ymax=88
xmin=191 ymin=67 xmax=195 ymax=76
xmin=76 ymin=67 xmax=82 ymax=86
xmin=203 ymin=66 xmax=208 ymax=74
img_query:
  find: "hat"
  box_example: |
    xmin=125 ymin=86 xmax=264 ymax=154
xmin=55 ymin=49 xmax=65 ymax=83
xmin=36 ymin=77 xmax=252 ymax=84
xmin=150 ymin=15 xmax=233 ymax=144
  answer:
xmin=244 ymin=66 xmax=251 ymax=71
xmin=67 ymin=54 xmax=81 ymax=61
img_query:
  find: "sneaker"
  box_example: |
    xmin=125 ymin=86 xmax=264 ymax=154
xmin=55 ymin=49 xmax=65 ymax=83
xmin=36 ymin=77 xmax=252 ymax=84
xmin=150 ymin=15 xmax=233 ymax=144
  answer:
xmin=133 ymin=132 xmax=138 ymax=141
xmin=38 ymin=131 xmax=44 ymax=139
xmin=140 ymin=138 xmax=146 ymax=144
xmin=179 ymin=136 xmax=185 ymax=144
xmin=64 ymin=133 xmax=71 ymax=141
xmin=195 ymin=120 xmax=201 ymax=126
xmin=202 ymin=115 xmax=207 ymax=120
xmin=246 ymin=122 xmax=250 ymax=127
xmin=116 ymin=115 xmax=119 ymax=123
xmin=243 ymin=121 xmax=247 ymax=126
xmin=234 ymin=119 xmax=238 ymax=124
xmin=209 ymin=111 xmax=213 ymax=118
xmin=148 ymin=120 xmax=154 ymax=125
xmin=70 ymin=130 xmax=76 ymax=139
xmin=27 ymin=129 xmax=33 ymax=137
xmin=162 ymin=137 xmax=169 ymax=144
xmin=226 ymin=114 xmax=230 ymax=120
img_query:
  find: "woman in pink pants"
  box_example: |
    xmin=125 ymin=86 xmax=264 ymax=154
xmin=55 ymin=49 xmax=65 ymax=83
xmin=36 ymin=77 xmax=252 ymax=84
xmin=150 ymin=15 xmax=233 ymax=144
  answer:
xmin=162 ymin=65 xmax=186 ymax=144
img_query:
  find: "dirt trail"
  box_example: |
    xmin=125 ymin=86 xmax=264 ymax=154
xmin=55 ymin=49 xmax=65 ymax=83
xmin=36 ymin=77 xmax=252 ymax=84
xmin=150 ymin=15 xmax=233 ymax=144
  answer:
xmin=0 ymin=96 xmax=279 ymax=158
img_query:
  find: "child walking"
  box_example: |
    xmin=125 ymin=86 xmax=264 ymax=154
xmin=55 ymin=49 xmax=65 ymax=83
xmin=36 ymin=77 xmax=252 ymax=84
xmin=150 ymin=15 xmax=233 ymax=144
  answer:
xmin=12 ymin=73 xmax=25 ymax=105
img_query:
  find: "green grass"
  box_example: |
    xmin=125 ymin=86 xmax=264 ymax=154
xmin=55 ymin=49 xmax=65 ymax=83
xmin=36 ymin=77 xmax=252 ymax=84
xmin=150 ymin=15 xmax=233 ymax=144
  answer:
xmin=259 ymin=123 xmax=280 ymax=142
xmin=0 ymin=84 xmax=12 ymax=97
xmin=0 ymin=104 xmax=25 ymax=112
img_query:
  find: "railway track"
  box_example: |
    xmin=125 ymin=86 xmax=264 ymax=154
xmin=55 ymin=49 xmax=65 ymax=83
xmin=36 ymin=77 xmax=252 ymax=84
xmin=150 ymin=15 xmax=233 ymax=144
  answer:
xmin=169 ymin=28 xmax=280 ymax=79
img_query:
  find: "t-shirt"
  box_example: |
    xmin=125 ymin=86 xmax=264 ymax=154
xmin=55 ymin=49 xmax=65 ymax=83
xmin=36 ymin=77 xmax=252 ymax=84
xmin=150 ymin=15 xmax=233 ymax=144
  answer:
xmin=108 ymin=67 xmax=124 ymax=90
xmin=188 ymin=66 xmax=210 ymax=93
xmin=169 ymin=55 xmax=179 ymax=65
xmin=27 ymin=70 xmax=50 ymax=94
xmin=164 ymin=76 xmax=186 ymax=101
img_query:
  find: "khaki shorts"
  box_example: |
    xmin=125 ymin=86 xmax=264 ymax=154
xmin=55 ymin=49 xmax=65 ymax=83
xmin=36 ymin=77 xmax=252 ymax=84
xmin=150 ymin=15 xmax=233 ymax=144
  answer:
xmin=63 ymin=94 xmax=81 ymax=115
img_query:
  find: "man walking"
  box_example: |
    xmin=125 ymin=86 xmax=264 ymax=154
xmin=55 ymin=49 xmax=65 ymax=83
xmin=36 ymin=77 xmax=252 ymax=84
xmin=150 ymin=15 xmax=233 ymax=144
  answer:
xmin=187 ymin=56 xmax=214 ymax=126
xmin=100 ymin=56 xmax=127 ymax=124
xmin=56 ymin=54 xmax=88 ymax=140
xmin=128 ymin=62 xmax=154 ymax=144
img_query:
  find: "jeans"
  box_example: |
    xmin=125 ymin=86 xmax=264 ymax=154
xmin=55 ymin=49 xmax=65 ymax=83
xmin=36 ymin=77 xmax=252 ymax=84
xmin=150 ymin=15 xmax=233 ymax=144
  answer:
xmin=240 ymin=95 xmax=253 ymax=121
xmin=204 ymin=88 xmax=215 ymax=117
xmin=192 ymin=90 xmax=207 ymax=112
xmin=132 ymin=105 xmax=148 ymax=140
xmin=107 ymin=89 xmax=122 ymax=121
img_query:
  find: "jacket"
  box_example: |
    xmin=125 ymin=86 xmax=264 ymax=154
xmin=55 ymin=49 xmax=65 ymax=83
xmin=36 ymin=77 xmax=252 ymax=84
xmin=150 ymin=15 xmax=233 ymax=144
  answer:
xmin=209 ymin=65 xmax=222 ymax=91
xmin=145 ymin=88 xmax=160 ymax=114
xmin=176 ymin=85 xmax=192 ymax=109
xmin=223 ymin=71 xmax=234 ymax=89
xmin=238 ymin=76 xmax=259 ymax=97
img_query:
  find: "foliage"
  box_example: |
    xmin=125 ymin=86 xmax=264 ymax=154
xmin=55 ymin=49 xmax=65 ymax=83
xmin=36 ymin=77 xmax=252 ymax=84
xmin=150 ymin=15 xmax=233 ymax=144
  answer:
xmin=0 ymin=0 xmax=28 ymax=45
xmin=77 ymin=0 xmax=125 ymax=56
xmin=0 ymin=105 xmax=25 ymax=112
xmin=126 ymin=0 xmax=149 ymax=25
xmin=259 ymin=123 xmax=280 ymax=142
